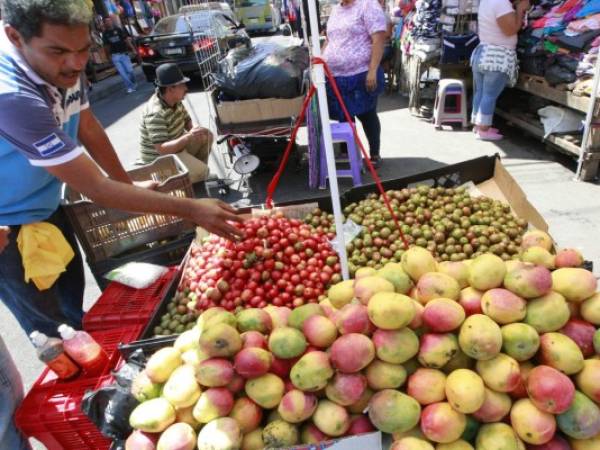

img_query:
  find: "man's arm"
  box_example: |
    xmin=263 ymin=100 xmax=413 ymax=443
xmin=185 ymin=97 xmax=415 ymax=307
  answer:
xmin=78 ymin=108 xmax=131 ymax=183
xmin=46 ymin=154 xmax=244 ymax=240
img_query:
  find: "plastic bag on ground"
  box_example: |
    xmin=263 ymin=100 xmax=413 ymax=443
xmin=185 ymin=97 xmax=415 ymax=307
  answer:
xmin=104 ymin=262 xmax=168 ymax=289
xmin=538 ymin=105 xmax=584 ymax=138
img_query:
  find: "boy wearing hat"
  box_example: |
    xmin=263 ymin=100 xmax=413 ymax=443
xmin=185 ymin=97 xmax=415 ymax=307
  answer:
xmin=139 ymin=63 xmax=213 ymax=183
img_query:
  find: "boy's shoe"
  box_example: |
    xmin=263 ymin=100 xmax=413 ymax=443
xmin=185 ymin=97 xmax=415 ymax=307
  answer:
xmin=369 ymin=155 xmax=382 ymax=168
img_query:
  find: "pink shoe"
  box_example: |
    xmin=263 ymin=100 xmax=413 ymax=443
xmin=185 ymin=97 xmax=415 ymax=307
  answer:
xmin=473 ymin=126 xmax=499 ymax=134
xmin=476 ymin=129 xmax=503 ymax=141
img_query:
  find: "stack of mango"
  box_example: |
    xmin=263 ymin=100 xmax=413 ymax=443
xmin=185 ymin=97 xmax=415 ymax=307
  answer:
xmin=124 ymin=229 xmax=600 ymax=450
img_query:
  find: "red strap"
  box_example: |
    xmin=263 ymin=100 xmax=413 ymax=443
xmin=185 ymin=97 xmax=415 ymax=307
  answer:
xmin=265 ymin=57 xmax=409 ymax=250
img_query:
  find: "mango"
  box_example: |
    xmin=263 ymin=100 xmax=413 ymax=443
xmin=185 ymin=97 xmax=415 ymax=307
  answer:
xmin=575 ymin=359 xmax=600 ymax=403
xmin=391 ymin=437 xmax=434 ymax=450
xmin=157 ymin=423 xmax=196 ymax=450
xmin=521 ymin=246 xmax=555 ymax=270
xmin=459 ymin=287 xmax=483 ymax=316
xmin=557 ymin=391 xmax=600 ymax=440
xmin=129 ymin=397 xmax=175 ymax=433
xmin=354 ymin=275 xmax=395 ymax=304
xmin=303 ymin=315 xmax=338 ymax=348
xmin=437 ymin=261 xmax=470 ymax=289
xmin=555 ymin=248 xmax=584 ymax=268
xmin=229 ymin=397 xmax=262 ymax=433
xmin=475 ymin=423 xmax=520 ymax=450
xmin=125 ymin=430 xmax=158 ymax=450
xmin=368 ymin=292 xmax=416 ymax=330
xmin=476 ymin=353 xmax=521 ymax=393
xmin=288 ymin=303 xmax=324 ymax=329
xmin=325 ymin=372 xmax=367 ymax=406
xmin=163 ymin=364 xmax=201 ymax=408
xmin=145 ymin=347 xmax=182 ymax=383
xmin=526 ymin=365 xmax=575 ymax=414
xmin=368 ymin=389 xmax=421 ymax=433
xmin=356 ymin=267 xmax=378 ymax=279
xmin=539 ymin=332 xmax=584 ymax=375
xmin=467 ymin=254 xmax=506 ymax=291
xmin=313 ymin=399 xmax=351 ymax=436
xmin=197 ymin=307 xmax=237 ymax=331
xmin=330 ymin=333 xmax=375 ymax=373
xmin=336 ymin=303 xmax=373 ymax=335
xmin=245 ymin=373 xmax=284 ymax=409
xmin=418 ymin=333 xmax=459 ymax=369
xmin=510 ymin=398 xmax=556 ymax=445
xmin=435 ymin=440 xmax=473 ymax=450
xmin=420 ymin=402 xmax=466 ymax=443
xmin=504 ymin=263 xmax=552 ymax=299
xmin=268 ymin=326 xmax=307 ymax=359
xmin=594 ymin=329 xmax=600 ymax=355
xmin=366 ymin=359 xmax=407 ymax=390
xmin=445 ymin=369 xmax=485 ymax=414
xmin=401 ymin=246 xmax=438 ymax=282
xmin=422 ymin=298 xmax=465 ymax=332
xmin=197 ymin=417 xmax=242 ymax=450
xmin=174 ymin=328 xmax=201 ymax=353
xmin=521 ymin=229 xmax=553 ymax=251
xmin=580 ymin=293 xmax=600 ymax=325
xmin=347 ymin=414 xmax=375 ymax=435
xmin=131 ymin=370 xmax=162 ymax=403
xmin=373 ymin=328 xmax=420 ymax=364
xmin=525 ymin=291 xmax=570 ymax=333
xmin=551 ymin=268 xmax=598 ymax=303
xmin=570 ymin=434 xmax=600 ymax=450
xmin=378 ymin=262 xmax=413 ymax=294
xmin=416 ymin=272 xmax=461 ymax=304
xmin=241 ymin=428 xmax=264 ymax=450
xmin=501 ymin=323 xmax=540 ymax=361
xmin=199 ymin=323 xmax=242 ymax=358
xmin=328 ymin=280 xmax=355 ymax=309
xmin=263 ymin=305 xmax=291 ymax=329
xmin=481 ymin=289 xmax=526 ymax=324
xmin=262 ymin=420 xmax=299 ymax=447
xmin=176 ymin=406 xmax=201 ymax=431
xmin=290 ymin=351 xmax=334 ymax=391
xmin=472 ymin=388 xmax=512 ymax=423
xmin=233 ymin=347 xmax=272 ymax=379
xmin=236 ymin=308 xmax=272 ymax=334
xmin=300 ymin=423 xmax=330 ymax=444
xmin=196 ymin=358 xmax=234 ymax=387
xmin=458 ymin=314 xmax=502 ymax=361
xmin=407 ymin=368 xmax=446 ymax=405
xmin=181 ymin=347 xmax=209 ymax=367
xmin=278 ymin=389 xmax=318 ymax=423
xmin=347 ymin=387 xmax=374 ymax=414
xmin=192 ymin=387 xmax=234 ymax=423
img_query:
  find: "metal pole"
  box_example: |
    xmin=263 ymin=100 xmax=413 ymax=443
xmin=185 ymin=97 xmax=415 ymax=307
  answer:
xmin=575 ymin=52 xmax=600 ymax=180
xmin=305 ymin=0 xmax=349 ymax=280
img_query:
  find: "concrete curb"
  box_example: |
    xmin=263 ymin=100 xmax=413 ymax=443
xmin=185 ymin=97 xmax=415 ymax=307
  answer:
xmin=89 ymin=67 xmax=147 ymax=104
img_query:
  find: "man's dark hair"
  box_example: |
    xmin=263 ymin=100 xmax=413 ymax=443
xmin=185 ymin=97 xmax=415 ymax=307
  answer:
xmin=158 ymin=86 xmax=168 ymax=96
xmin=1 ymin=0 xmax=93 ymax=41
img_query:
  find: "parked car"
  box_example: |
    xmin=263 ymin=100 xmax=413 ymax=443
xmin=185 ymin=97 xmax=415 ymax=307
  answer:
xmin=234 ymin=0 xmax=282 ymax=34
xmin=179 ymin=2 xmax=238 ymax=22
xmin=136 ymin=10 xmax=251 ymax=83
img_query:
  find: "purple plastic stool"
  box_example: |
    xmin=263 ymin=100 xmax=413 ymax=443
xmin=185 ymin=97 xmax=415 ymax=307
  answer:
xmin=319 ymin=122 xmax=363 ymax=189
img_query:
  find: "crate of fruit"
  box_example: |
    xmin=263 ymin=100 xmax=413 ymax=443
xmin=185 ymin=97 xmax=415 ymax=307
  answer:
xmin=61 ymin=154 xmax=195 ymax=264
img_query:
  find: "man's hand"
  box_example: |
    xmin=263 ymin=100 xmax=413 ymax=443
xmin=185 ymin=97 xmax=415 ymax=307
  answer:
xmin=190 ymin=199 xmax=244 ymax=241
xmin=134 ymin=180 xmax=160 ymax=190
xmin=189 ymin=126 xmax=210 ymax=138
xmin=0 ymin=226 xmax=10 ymax=254
xmin=366 ymin=69 xmax=378 ymax=92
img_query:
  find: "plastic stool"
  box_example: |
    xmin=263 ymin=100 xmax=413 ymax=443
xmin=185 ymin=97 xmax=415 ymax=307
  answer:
xmin=433 ymin=78 xmax=468 ymax=129
xmin=319 ymin=122 xmax=362 ymax=189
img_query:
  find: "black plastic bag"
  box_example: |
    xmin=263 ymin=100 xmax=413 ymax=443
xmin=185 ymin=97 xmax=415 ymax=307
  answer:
xmin=214 ymin=43 xmax=309 ymax=99
xmin=81 ymin=350 xmax=148 ymax=448
xmin=545 ymin=64 xmax=577 ymax=85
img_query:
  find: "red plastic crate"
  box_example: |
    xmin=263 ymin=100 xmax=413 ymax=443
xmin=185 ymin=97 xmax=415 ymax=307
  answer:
xmin=16 ymin=326 xmax=143 ymax=450
xmin=83 ymin=266 xmax=178 ymax=332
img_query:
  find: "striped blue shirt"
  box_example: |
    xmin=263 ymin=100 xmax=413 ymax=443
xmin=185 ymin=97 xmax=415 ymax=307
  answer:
xmin=0 ymin=24 xmax=88 ymax=225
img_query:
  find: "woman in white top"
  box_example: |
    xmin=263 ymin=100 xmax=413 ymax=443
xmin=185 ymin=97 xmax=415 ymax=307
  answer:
xmin=471 ymin=0 xmax=529 ymax=140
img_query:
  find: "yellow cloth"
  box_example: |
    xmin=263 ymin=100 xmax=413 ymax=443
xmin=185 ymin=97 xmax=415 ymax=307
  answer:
xmin=17 ymin=222 xmax=75 ymax=291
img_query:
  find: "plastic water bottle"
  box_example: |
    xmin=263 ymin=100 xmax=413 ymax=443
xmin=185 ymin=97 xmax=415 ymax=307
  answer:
xmin=58 ymin=325 xmax=109 ymax=376
xmin=30 ymin=331 xmax=80 ymax=380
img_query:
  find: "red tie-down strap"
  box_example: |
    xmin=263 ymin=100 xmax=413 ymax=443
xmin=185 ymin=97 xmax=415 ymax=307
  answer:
xmin=265 ymin=57 xmax=409 ymax=250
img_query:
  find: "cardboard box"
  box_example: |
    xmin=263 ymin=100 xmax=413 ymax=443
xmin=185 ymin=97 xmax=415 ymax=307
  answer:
xmin=212 ymin=90 xmax=305 ymax=125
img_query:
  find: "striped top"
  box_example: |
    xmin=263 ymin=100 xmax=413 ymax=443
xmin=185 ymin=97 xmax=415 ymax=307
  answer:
xmin=139 ymin=90 xmax=191 ymax=163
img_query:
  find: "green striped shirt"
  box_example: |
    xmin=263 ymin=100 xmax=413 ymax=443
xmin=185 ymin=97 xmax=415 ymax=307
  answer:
xmin=139 ymin=90 xmax=191 ymax=162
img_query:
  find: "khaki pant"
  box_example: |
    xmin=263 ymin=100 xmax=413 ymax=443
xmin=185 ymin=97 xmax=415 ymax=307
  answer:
xmin=177 ymin=131 xmax=213 ymax=183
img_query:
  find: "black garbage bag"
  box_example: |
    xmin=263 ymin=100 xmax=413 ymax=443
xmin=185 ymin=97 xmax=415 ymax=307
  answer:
xmin=214 ymin=43 xmax=309 ymax=99
xmin=545 ymin=63 xmax=577 ymax=85
xmin=81 ymin=350 xmax=147 ymax=449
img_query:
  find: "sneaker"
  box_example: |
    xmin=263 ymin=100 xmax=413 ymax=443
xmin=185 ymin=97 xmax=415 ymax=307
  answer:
xmin=369 ymin=155 xmax=382 ymax=168
xmin=476 ymin=129 xmax=503 ymax=141
xmin=126 ymin=88 xmax=134 ymax=94
xmin=473 ymin=126 xmax=499 ymax=134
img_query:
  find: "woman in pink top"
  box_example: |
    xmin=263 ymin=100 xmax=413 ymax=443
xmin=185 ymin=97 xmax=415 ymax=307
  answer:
xmin=323 ymin=0 xmax=387 ymax=167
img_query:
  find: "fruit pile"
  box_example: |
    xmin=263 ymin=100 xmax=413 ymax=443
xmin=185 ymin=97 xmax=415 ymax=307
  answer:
xmin=126 ymin=232 xmax=600 ymax=450
xmin=153 ymin=214 xmax=341 ymax=335
xmin=304 ymin=186 xmax=529 ymax=273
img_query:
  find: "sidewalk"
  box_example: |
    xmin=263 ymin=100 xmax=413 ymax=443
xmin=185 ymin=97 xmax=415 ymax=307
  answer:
xmin=88 ymin=66 xmax=147 ymax=103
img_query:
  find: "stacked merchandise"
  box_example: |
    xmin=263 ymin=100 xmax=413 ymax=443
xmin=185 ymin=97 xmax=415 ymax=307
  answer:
xmin=402 ymin=0 xmax=443 ymax=61
xmin=518 ymin=0 xmax=600 ymax=94
xmin=439 ymin=0 xmax=480 ymax=64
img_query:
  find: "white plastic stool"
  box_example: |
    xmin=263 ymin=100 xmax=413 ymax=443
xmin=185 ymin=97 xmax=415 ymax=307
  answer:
xmin=433 ymin=78 xmax=468 ymax=129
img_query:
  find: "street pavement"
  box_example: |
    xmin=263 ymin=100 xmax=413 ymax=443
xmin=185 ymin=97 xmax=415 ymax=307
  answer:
xmin=2 ymin=34 xmax=600 ymax=449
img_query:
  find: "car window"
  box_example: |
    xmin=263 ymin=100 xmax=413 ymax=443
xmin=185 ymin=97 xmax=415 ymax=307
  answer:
xmin=153 ymin=13 xmax=214 ymax=34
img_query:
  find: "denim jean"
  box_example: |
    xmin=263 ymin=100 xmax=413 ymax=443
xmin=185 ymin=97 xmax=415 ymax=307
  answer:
xmin=471 ymin=68 xmax=509 ymax=127
xmin=0 ymin=208 xmax=85 ymax=338
xmin=0 ymin=335 xmax=31 ymax=450
xmin=340 ymin=108 xmax=382 ymax=158
xmin=111 ymin=53 xmax=137 ymax=91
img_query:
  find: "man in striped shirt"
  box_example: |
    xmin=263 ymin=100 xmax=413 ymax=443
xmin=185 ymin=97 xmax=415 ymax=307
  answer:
xmin=139 ymin=63 xmax=213 ymax=183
